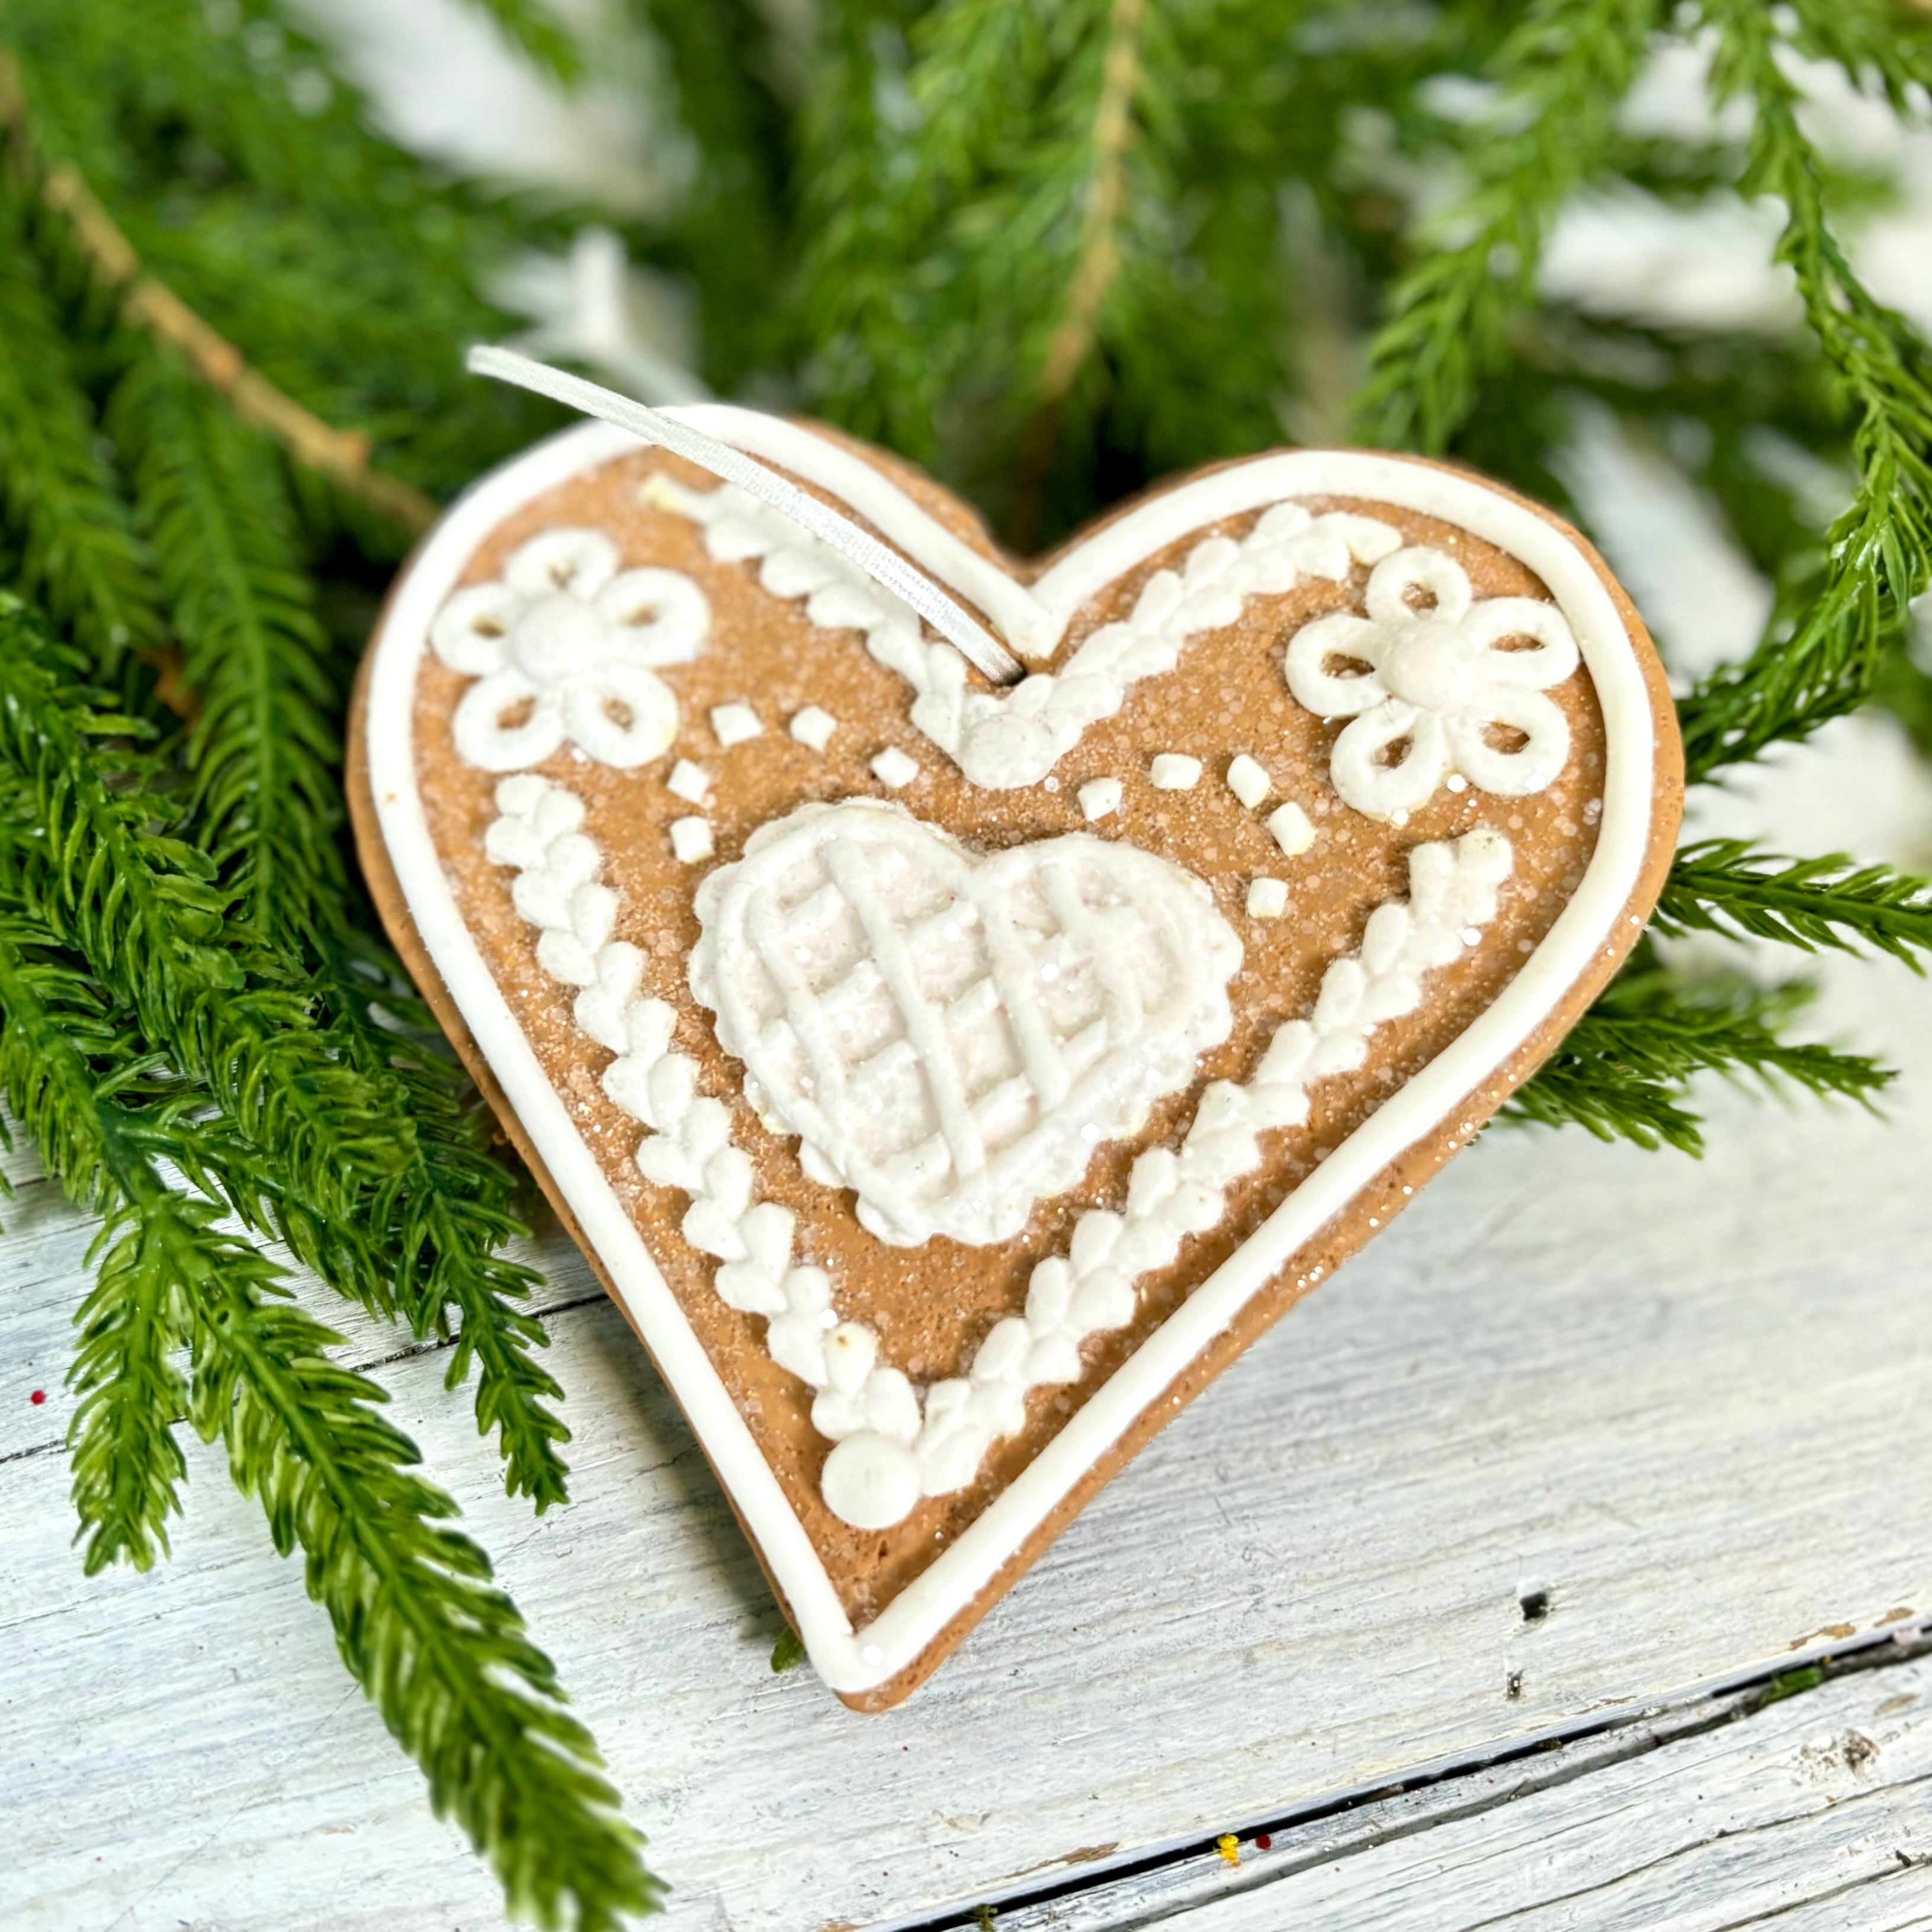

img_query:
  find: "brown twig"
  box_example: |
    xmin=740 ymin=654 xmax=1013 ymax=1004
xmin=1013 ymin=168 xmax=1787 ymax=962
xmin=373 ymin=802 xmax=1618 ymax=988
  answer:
xmin=0 ymin=50 xmax=438 ymax=535
xmin=1035 ymin=0 xmax=1145 ymax=409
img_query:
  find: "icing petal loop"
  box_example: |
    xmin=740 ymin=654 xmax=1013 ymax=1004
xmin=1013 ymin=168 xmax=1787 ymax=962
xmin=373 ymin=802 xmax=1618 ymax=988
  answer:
xmin=1284 ymin=545 xmax=1578 ymax=817
xmin=431 ymin=529 xmax=708 ymax=772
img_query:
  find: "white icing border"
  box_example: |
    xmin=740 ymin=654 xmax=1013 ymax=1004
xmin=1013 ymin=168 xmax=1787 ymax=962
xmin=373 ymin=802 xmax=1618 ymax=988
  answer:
xmin=365 ymin=417 xmax=1657 ymax=1694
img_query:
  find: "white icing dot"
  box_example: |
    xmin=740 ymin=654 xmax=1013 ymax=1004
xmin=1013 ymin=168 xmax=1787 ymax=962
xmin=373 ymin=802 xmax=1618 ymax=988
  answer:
xmin=871 ymin=746 xmax=920 ymax=789
xmin=1446 ymin=773 xmax=1469 ymax=793
xmin=789 ymin=705 xmax=836 ymax=751
xmin=1247 ymin=877 xmax=1288 ymax=920
xmin=1391 ymin=809 xmax=1410 ymax=827
xmin=1226 ymin=754 xmax=1271 ymax=809
xmin=1078 ymin=777 xmax=1122 ymax=821
xmin=1043 ymin=775 xmax=1060 ymax=792
xmin=1150 ymin=752 xmax=1202 ymax=791
xmin=710 ymin=701 xmax=763 ymax=747
xmin=1266 ymin=801 xmax=1315 ymax=858
xmin=667 ymin=759 xmax=711 ymax=804
xmin=821 ymin=1431 xmax=922 ymax=1530
xmin=1459 ymin=925 xmax=1482 ymax=946
xmin=669 ymin=816 xmax=714 ymax=864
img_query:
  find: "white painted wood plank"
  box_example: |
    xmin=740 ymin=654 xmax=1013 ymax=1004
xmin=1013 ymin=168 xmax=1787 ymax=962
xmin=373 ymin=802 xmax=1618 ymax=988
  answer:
xmin=1136 ymin=1651 xmax=1932 ymax=1931
xmin=983 ymin=1645 xmax=1932 ymax=1929
xmin=4 ymin=936 xmax=1931 ymax=1932
xmin=0 ymin=1180 xmax=604 ymax=1466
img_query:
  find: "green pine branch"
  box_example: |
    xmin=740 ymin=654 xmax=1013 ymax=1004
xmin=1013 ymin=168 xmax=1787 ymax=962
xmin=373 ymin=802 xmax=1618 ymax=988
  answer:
xmin=1355 ymin=0 xmax=1668 ymax=454
xmin=1673 ymin=0 xmax=1932 ymax=779
xmin=1507 ymin=947 xmax=1891 ymax=1155
xmin=0 ymin=596 xmax=572 ymax=1508
xmin=313 ymin=931 xmax=573 ymax=1510
xmin=0 ymin=910 xmax=191 ymax=1571
xmin=625 ymin=0 xmax=788 ymax=389
xmin=1658 ymin=840 xmax=1932 ymax=968
xmin=0 ymin=602 xmax=405 ymax=1215
xmin=4 ymin=0 xmax=573 ymax=501
xmin=0 ymin=883 xmax=657 ymax=1927
xmin=190 ymin=1257 xmax=657 ymax=1931
xmin=0 ymin=179 xmax=158 ymax=665
xmin=110 ymin=338 xmax=345 ymax=957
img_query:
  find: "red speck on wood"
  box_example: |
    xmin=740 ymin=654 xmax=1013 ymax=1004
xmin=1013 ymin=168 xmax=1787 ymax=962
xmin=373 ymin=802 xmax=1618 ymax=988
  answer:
xmin=30 ymin=1389 xmax=46 ymax=1405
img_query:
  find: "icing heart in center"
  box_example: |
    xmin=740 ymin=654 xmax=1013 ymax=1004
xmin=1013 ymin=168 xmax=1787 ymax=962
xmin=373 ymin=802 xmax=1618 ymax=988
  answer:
xmin=688 ymin=798 xmax=1242 ymax=1247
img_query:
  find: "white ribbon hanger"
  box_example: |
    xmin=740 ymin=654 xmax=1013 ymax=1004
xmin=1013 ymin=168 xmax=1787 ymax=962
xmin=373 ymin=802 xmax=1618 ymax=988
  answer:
xmin=467 ymin=345 xmax=1025 ymax=685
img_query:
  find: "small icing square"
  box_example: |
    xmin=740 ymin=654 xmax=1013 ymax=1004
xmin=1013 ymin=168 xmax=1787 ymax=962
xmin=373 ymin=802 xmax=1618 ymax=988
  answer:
xmin=670 ymin=816 xmax=714 ymax=863
xmin=871 ymin=746 xmax=920 ymax=789
xmin=1266 ymin=801 xmax=1315 ymax=857
xmin=1246 ymin=877 xmax=1288 ymax=919
xmin=1150 ymin=753 xmax=1202 ymax=791
xmin=1226 ymin=754 xmax=1270 ymax=809
xmin=710 ymin=702 xmax=763 ymax=747
xmin=1079 ymin=777 xmax=1122 ymax=821
xmin=790 ymin=705 xmax=836 ymax=752
xmin=667 ymin=759 xmax=711 ymax=804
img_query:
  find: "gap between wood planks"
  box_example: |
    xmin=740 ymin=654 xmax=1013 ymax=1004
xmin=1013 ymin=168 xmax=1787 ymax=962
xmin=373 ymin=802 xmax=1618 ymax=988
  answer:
xmin=904 ymin=1628 xmax=1932 ymax=1932
xmin=9 ymin=1117 xmax=1931 ymax=1930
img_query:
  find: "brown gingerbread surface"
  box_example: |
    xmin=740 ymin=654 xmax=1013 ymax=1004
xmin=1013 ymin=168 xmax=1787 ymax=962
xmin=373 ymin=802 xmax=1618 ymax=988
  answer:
xmin=351 ymin=432 xmax=1681 ymax=1708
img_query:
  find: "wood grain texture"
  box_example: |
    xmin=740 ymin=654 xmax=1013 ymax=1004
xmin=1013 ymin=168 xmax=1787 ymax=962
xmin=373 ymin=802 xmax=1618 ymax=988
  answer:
xmin=3 ymin=948 xmax=1930 ymax=1931
xmin=1099 ymin=1648 xmax=1932 ymax=1931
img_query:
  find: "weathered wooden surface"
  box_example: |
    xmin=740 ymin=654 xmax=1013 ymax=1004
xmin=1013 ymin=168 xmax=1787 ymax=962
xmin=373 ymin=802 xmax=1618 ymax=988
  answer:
xmin=995 ymin=1645 xmax=1932 ymax=1930
xmin=5 ymin=926 xmax=1930 ymax=1930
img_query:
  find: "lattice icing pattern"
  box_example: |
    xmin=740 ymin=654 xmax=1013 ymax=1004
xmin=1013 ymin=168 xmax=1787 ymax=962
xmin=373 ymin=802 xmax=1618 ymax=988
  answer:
xmin=643 ymin=473 xmax=1404 ymax=790
xmin=483 ymin=773 xmax=1513 ymax=1533
xmin=688 ymin=800 xmax=1242 ymax=1248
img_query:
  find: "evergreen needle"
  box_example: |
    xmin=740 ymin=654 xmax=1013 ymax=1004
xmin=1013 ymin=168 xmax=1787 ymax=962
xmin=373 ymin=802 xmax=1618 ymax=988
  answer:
xmin=0 ymin=604 xmax=406 ymax=1214
xmin=1356 ymin=0 xmax=1668 ymax=455
xmin=111 ymin=340 xmax=347 ymax=959
xmin=1660 ymin=840 xmax=1932 ymax=968
xmin=0 ymin=890 xmax=659 ymax=1925
xmin=0 ymin=178 xmax=158 ymax=666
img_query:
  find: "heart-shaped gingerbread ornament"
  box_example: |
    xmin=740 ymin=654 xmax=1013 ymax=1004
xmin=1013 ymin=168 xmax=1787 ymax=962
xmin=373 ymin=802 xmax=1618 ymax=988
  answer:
xmin=351 ymin=411 xmax=1680 ymax=1708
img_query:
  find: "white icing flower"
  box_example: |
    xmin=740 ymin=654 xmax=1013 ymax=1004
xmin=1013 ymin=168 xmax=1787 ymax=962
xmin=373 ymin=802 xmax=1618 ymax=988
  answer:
xmin=1283 ymin=545 xmax=1578 ymax=817
xmin=431 ymin=528 xmax=709 ymax=772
